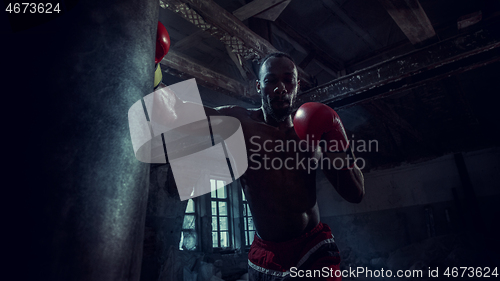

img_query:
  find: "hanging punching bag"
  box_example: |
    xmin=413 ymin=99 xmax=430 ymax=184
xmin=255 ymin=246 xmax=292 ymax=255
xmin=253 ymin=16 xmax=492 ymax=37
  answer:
xmin=17 ymin=0 xmax=159 ymax=280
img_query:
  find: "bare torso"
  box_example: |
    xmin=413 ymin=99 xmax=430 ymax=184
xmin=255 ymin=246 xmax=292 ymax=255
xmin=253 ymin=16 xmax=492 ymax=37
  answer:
xmin=219 ymin=106 xmax=321 ymax=242
xmin=158 ymin=77 xmax=363 ymax=242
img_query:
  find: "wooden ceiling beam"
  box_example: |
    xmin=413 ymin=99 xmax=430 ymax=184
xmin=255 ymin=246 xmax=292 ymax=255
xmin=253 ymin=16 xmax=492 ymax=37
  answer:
xmin=378 ymin=0 xmax=436 ymax=45
xmin=225 ymin=45 xmax=250 ymax=80
xmin=160 ymin=50 xmax=260 ymax=106
xmin=171 ymin=30 xmax=210 ymax=50
xmin=273 ymin=18 xmax=344 ymax=74
xmin=298 ymin=50 xmax=316 ymax=70
xmin=233 ymin=0 xmax=288 ymax=21
xmin=321 ymin=0 xmax=382 ymax=48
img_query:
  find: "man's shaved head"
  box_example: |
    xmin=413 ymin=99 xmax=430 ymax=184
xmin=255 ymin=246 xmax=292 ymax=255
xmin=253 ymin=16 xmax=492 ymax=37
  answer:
xmin=258 ymin=52 xmax=296 ymax=80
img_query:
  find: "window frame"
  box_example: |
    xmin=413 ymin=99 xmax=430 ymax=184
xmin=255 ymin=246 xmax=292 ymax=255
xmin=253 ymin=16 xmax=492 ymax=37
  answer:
xmin=240 ymin=189 xmax=255 ymax=249
xmin=178 ymin=178 xmax=255 ymax=253
xmin=179 ymin=197 xmax=199 ymax=251
xmin=210 ymin=178 xmax=233 ymax=250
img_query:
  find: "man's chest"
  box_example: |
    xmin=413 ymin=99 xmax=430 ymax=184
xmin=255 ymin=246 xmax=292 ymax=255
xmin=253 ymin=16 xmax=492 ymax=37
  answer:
xmin=239 ymin=119 xmax=318 ymax=160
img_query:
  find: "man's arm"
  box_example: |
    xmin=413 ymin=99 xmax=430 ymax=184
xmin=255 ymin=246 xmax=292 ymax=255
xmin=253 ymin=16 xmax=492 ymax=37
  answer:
xmin=156 ymin=82 xmax=220 ymax=116
xmin=155 ymin=82 xmax=246 ymax=120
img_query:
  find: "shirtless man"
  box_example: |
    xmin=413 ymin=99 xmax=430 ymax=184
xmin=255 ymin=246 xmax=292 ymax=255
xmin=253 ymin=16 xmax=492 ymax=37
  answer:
xmin=201 ymin=52 xmax=363 ymax=280
xmin=156 ymin=50 xmax=364 ymax=280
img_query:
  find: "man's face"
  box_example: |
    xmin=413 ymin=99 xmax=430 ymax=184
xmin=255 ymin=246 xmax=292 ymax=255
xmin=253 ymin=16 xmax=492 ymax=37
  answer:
xmin=257 ymin=56 xmax=300 ymax=122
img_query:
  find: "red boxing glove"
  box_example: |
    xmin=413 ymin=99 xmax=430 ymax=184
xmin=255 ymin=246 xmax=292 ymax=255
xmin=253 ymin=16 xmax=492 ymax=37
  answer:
xmin=293 ymin=102 xmax=349 ymax=152
xmin=155 ymin=21 xmax=171 ymax=64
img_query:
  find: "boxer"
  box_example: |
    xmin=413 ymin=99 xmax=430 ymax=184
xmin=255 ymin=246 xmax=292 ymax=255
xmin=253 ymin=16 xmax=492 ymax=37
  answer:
xmin=157 ymin=48 xmax=364 ymax=280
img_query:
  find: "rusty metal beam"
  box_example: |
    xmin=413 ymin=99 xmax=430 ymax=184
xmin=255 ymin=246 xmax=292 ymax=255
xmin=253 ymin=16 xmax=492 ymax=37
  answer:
xmin=183 ymin=0 xmax=275 ymax=55
xmin=159 ymin=50 xmax=260 ymax=106
xmin=378 ymin=0 xmax=436 ymax=45
xmin=173 ymin=0 xmax=284 ymax=60
xmin=297 ymin=23 xmax=500 ymax=109
xmin=160 ymin=0 xmax=314 ymax=89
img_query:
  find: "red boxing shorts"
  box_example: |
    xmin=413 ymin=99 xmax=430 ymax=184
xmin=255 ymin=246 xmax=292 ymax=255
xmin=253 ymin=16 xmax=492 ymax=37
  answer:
xmin=247 ymin=222 xmax=341 ymax=281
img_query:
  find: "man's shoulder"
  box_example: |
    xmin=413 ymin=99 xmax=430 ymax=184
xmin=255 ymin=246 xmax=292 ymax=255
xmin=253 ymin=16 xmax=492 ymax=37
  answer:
xmin=214 ymin=105 xmax=260 ymax=118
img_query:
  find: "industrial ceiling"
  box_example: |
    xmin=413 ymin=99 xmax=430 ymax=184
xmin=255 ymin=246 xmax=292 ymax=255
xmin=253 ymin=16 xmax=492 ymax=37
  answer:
xmin=156 ymin=0 xmax=500 ymax=171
